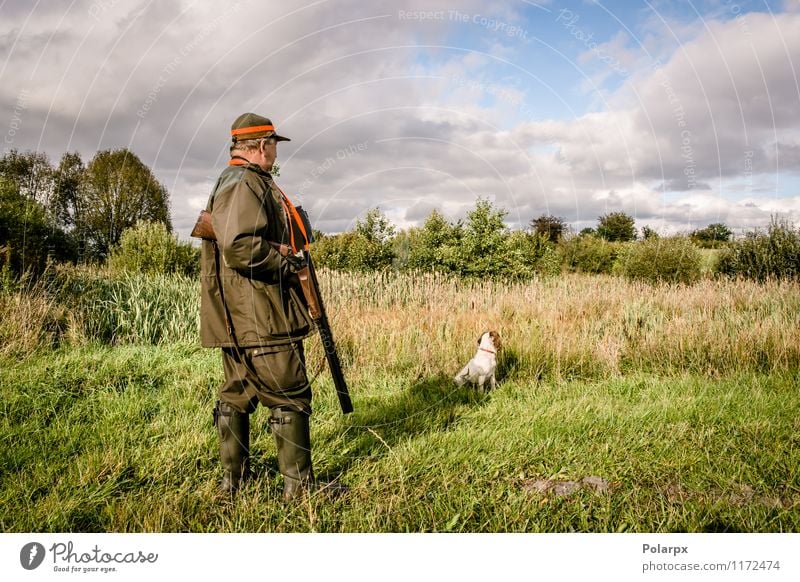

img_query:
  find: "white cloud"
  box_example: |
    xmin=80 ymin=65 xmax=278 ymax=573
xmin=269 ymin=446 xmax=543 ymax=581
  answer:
xmin=1 ymin=0 xmax=798 ymax=237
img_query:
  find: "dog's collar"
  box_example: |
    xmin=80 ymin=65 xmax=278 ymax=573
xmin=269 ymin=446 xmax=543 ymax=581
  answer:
xmin=479 ymin=347 xmax=496 ymax=354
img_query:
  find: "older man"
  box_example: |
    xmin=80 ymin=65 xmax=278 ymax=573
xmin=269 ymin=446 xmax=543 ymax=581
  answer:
xmin=200 ymin=112 xmax=318 ymax=500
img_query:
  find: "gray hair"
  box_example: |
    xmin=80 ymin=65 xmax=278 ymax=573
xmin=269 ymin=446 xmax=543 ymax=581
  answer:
xmin=230 ymin=136 xmax=276 ymax=155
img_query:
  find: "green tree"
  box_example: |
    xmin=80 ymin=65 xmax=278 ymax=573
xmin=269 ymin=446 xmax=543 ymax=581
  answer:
xmin=504 ymin=230 xmax=552 ymax=278
xmin=530 ymin=214 xmax=566 ymax=243
xmin=77 ymin=149 xmax=171 ymax=259
xmin=351 ymin=208 xmax=396 ymax=271
xmin=51 ymin=152 xmax=85 ymax=229
xmin=0 ymin=176 xmax=74 ymax=274
xmin=311 ymin=232 xmax=352 ymax=271
xmin=459 ymin=199 xmax=508 ymax=278
xmin=691 ymin=223 xmax=732 ymax=249
xmin=313 ymin=209 xmax=396 ymax=272
xmin=0 ymin=149 xmax=53 ymax=203
xmin=406 ymin=209 xmax=462 ymax=272
xmin=597 ymin=212 xmax=636 ymax=242
xmin=641 ymin=225 xmax=659 ymax=240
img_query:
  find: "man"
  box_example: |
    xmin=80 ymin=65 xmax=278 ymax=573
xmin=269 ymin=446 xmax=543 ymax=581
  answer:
xmin=200 ymin=112 xmax=319 ymax=501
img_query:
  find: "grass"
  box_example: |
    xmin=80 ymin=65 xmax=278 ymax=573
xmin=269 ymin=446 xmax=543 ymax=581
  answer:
xmin=0 ymin=344 xmax=796 ymax=532
xmin=0 ymin=268 xmax=798 ymax=532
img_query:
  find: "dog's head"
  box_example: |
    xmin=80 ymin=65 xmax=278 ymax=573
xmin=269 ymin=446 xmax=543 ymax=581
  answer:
xmin=477 ymin=330 xmax=502 ymax=351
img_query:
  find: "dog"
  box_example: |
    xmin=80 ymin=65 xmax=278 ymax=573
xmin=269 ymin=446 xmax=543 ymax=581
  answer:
xmin=454 ymin=331 xmax=502 ymax=392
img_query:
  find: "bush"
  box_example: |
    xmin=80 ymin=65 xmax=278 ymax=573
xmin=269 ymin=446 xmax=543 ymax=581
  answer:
xmin=597 ymin=212 xmax=636 ymax=242
xmin=714 ymin=219 xmax=800 ymax=281
xmin=614 ymin=236 xmax=702 ymax=284
xmin=691 ymin=223 xmax=732 ymax=249
xmin=0 ymin=176 xmax=77 ymax=275
xmin=503 ymin=231 xmax=550 ymax=279
xmin=405 ymin=210 xmax=463 ymax=273
xmin=536 ymin=244 xmax=562 ymax=277
xmin=108 ymin=221 xmax=198 ymax=277
xmin=560 ymin=235 xmax=622 ymax=274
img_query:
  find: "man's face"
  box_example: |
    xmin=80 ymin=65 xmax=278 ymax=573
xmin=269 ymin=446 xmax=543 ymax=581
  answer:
xmin=259 ymin=138 xmax=277 ymax=172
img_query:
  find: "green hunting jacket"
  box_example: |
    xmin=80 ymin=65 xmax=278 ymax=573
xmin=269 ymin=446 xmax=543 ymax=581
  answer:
xmin=200 ymin=160 xmax=314 ymax=348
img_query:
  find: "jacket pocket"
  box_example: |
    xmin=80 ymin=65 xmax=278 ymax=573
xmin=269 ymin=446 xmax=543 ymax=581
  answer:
xmin=255 ymin=282 xmax=312 ymax=339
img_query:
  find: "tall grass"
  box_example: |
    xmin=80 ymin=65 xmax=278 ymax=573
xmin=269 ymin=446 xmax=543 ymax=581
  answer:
xmin=2 ymin=266 xmax=799 ymax=380
xmin=1 ymin=267 xmax=798 ymax=532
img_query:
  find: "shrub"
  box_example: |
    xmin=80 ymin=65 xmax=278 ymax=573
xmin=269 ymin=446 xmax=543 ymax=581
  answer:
xmin=536 ymin=244 xmax=562 ymax=277
xmin=458 ymin=199 xmax=508 ymax=278
xmin=641 ymin=225 xmax=659 ymax=240
xmin=714 ymin=218 xmax=800 ymax=281
xmin=597 ymin=212 xmax=636 ymax=242
xmin=691 ymin=222 xmax=732 ymax=249
xmin=530 ymin=214 xmax=566 ymax=243
xmin=560 ymin=235 xmax=622 ymax=274
xmin=614 ymin=236 xmax=702 ymax=284
xmin=504 ymin=231 xmax=549 ymax=278
xmin=405 ymin=210 xmax=463 ymax=273
xmin=108 ymin=221 xmax=198 ymax=277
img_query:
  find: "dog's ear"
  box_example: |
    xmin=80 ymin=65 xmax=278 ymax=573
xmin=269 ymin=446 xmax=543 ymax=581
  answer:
xmin=489 ymin=330 xmax=502 ymax=350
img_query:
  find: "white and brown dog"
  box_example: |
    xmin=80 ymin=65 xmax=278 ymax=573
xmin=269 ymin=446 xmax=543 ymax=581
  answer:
xmin=454 ymin=331 xmax=502 ymax=392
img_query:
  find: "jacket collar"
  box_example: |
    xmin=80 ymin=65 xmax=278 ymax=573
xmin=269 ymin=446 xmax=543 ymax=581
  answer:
xmin=228 ymin=156 xmax=272 ymax=179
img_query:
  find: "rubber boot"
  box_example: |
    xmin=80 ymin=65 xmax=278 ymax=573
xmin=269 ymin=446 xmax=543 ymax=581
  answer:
xmin=270 ymin=407 xmax=314 ymax=501
xmin=214 ymin=401 xmax=250 ymax=496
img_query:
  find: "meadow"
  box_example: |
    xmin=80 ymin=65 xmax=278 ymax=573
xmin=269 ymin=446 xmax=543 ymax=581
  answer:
xmin=0 ymin=267 xmax=798 ymax=532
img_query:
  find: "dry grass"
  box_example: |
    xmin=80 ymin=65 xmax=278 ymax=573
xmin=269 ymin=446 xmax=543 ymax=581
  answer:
xmin=2 ymin=267 xmax=799 ymax=382
xmin=309 ymin=271 xmax=800 ymax=382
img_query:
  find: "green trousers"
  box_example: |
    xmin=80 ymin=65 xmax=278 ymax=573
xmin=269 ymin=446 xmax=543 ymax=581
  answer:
xmin=219 ymin=342 xmax=312 ymax=414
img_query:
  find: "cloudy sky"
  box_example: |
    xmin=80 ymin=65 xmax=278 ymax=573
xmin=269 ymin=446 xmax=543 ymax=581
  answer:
xmin=2 ymin=0 xmax=799 ymax=237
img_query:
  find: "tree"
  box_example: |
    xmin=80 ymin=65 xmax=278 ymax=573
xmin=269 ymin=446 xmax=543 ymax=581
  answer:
xmin=0 ymin=176 xmax=74 ymax=274
xmin=530 ymin=214 xmax=566 ymax=243
xmin=597 ymin=212 xmax=636 ymax=242
xmin=313 ymin=209 xmax=396 ymax=272
xmin=350 ymin=208 xmax=396 ymax=271
xmin=77 ymin=149 xmax=171 ymax=259
xmin=460 ymin=199 xmax=508 ymax=277
xmin=0 ymin=149 xmax=53 ymax=204
xmin=51 ymin=152 xmax=85 ymax=229
xmin=406 ymin=209 xmax=461 ymax=272
xmin=691 ymin=222 xmax=732 ymax=249
xmin=641 ymin=225 xmax=660 ymax=240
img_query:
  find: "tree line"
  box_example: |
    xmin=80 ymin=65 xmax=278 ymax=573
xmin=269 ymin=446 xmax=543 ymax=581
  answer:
xmin=3 ymin=147 xmax=796 ymax=284
xmin=311 ymin=204 xmax=743 ymax=279
xmin=0 ymin=148 xmax=170 ymax=273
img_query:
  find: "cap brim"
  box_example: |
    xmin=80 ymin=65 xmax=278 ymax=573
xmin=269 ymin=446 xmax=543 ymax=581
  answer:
xmin=273 ymin=134 xmax=291 ymax=142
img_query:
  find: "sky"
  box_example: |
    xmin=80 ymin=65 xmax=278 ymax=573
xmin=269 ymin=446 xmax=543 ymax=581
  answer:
xmin=2 ymin=0 xmax=799 ymax=238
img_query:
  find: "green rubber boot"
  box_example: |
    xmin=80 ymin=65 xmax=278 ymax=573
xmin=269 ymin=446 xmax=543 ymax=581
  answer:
xmin=270 ymin=407 xmax=314 ymax=501
xmin=214 ymin=401 xmax=250 ymax=496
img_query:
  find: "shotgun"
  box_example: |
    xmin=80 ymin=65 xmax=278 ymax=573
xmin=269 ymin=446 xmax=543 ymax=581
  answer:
xmin=191 ymin=209 xmax=354 ymax=414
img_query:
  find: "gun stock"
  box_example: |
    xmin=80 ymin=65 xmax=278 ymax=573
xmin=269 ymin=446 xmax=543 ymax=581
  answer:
xmin=190 ymin=210 xmax=216 ymax=241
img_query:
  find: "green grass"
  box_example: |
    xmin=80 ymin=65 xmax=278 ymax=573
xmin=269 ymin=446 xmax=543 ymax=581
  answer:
xmin=2 ymin=343 xmax=797 ymax=532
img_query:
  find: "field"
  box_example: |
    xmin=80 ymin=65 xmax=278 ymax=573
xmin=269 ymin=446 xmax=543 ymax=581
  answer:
xmin=1 ymin=269 xmax=798 ymax=532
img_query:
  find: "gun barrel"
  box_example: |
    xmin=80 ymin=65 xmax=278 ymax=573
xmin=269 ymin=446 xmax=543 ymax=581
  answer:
xmin=307 ymin=255 xmax=353 ymax=414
